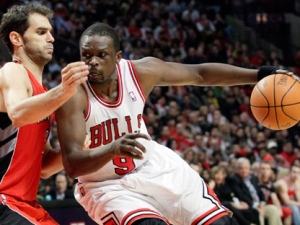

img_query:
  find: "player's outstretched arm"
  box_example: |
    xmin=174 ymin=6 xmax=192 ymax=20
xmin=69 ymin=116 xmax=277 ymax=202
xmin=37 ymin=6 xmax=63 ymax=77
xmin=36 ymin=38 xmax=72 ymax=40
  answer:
xmin=133 ymin=57 xmax=290 ymax=97
xmin=0 ymin=62 xmax=88 ymax=127
xmin=56 ymin=86 xmax=150 ymax=178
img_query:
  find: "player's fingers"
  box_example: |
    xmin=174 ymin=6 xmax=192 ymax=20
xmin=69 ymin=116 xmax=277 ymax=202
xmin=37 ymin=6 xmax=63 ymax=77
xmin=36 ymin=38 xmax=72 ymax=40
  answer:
xmin=61 ymin=62 xmax=87 ymax=75
xmin=275 ymin=69 xmax=300 ymax=82
xmin=83 ymin=136 xmax=91 ymax=150
xmin=121 ymin=145 xmax=144 ymax=159
xmin=133 ymin=140 xmax=147 ymax=153
xmin=64 ymin=70 xmax=89 ymax=88
xmin=122 ymin=136 xmax=148 ymax=153
xmin=62 ymin=64 xmax=89 ymax=83
xmin=292 ymin=74 xmax=300 ymax=82
xmin=126 ymin=133 xmax=151 ymax=141
xmin=276 ymin=69 xmax=293 ymax=75
xmin=68 ymin=74 xmax=88 ymax=86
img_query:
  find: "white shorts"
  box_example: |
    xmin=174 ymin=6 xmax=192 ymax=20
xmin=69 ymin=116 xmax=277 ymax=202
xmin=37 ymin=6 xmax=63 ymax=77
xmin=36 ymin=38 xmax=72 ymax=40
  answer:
xmin=75 ymin=143 xmax=226 ymax=225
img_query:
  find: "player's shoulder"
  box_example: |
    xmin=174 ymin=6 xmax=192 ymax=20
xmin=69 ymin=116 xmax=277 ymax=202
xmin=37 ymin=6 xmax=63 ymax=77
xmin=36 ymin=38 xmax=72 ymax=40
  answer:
xmin=131 ymin=56 xmax=163 ymax=67
xmin=131 ymin=57 xmax=164 ymax=75
xmin=1 ymin=62 xmax=27 ymax=77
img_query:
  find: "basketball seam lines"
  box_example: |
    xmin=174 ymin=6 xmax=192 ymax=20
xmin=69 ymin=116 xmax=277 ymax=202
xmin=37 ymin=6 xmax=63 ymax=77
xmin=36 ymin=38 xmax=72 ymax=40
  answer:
xmin=255 ymin=85 xmax=270 ymax=125
xmin=280 ymin=80 xmax=298 ymax=121
xmin=273 ymin=74 xmax=279 ymax=129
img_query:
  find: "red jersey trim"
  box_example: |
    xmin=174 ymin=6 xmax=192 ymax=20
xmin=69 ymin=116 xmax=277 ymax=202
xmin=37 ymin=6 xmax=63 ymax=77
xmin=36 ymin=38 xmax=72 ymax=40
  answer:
xmin=127 ymin=61 xmax=145 ymax=103
xmin=121 ymin=208 xmax=170 ymax=225
xmin=190 ymin=179 xmax=226 ymax=225
xmin=81 ymin=84 xmax=91 ymax=121
xmin=191 ymin=206 xmax=228 ymax=225
xmin=86 ymin=64 xmax=123 ymax=108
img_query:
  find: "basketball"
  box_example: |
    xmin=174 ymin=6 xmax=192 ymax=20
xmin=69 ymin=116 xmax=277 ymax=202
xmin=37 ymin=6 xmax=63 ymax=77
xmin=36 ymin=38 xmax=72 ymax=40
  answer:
xmin=250 ymin=74 xmax=300 ymax=130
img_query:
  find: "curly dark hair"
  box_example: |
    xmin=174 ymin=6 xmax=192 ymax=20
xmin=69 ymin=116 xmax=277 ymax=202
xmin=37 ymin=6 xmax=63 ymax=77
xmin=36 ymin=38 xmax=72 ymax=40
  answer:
xmin=0 ymin=3 xmax=53 ymax=55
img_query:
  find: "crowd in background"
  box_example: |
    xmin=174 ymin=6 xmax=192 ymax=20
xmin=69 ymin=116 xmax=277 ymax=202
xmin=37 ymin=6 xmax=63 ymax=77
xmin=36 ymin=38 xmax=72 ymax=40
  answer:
xmin=1 ymin=1 xmax=300 ymax=224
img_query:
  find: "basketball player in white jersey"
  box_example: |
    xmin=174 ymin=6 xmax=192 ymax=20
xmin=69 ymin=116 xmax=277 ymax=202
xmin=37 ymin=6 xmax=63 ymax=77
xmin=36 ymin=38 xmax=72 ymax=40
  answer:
xmin=55 ymin=22 xmax=284 ymax=225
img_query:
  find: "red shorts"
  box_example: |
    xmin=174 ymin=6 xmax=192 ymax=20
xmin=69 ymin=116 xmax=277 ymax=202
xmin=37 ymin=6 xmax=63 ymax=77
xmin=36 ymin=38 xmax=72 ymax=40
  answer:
xmin=1 ymin=194 xmax=58 ymax=225
xmin=281 ymin=206 xmax=292 ymax=219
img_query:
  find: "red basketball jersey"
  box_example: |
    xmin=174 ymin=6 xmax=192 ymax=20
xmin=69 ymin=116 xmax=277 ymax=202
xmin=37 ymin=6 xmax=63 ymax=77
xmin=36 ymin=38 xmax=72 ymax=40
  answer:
xmin=0 ymin=68 xmax=51 ymax=203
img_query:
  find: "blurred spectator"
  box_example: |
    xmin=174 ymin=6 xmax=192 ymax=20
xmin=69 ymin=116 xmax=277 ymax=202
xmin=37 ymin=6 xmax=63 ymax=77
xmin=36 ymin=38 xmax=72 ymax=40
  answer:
xmin=258 ymin=161 xmax=292 ymax=225
xmin=44 ymin=173 xmax=74 ymax=201
xmin=278 ymin=140 xmax=297 ymax=167
xmin=275 ymin=162 xmax=300 ymax=225
xmin=209 ymin=165 xmax=255 ymax=225
xmin=250 ymin=48 xmax=266 ymax=67
xmin=191 ymin=133 xmax=206 ymax=153
xmin=267 ymin=140 xmax=279 ymax=156
xmin=182 ymin=46 xmax=202 ymax=64
xmin=196 ymin=150 xmax=211 ymax=171
xmin=181 ymin=1 xmax=200 ymax=23
xmin=171 ymin=122 xmax=194 ymax=153
xmin=229 ymin=157 xmax=283 ymax=225
xmin=182 ymin=148 xmax=197 ymax=165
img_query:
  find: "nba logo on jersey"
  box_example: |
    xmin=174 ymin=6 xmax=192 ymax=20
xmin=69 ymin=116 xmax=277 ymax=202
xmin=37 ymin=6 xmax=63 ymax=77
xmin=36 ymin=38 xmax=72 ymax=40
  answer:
xmin=129 ymin=91 xmax=137 ymax=102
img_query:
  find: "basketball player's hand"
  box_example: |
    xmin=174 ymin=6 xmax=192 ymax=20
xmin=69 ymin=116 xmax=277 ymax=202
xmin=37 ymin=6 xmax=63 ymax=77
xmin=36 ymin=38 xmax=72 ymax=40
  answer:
xmin=83 ymin=134 xmax=91 ymax=150
xmin=109 ymin=133 xmax=151 ymax=159
xmin=224 ymin=207 xmax=233 ymax=217
xmin=258 ymin=66 xmax=297 ymax=81
xmin=60 ymin=62 xmax=89 ymax=97
xmin=275 ymin=69 xmax=300 ymax=82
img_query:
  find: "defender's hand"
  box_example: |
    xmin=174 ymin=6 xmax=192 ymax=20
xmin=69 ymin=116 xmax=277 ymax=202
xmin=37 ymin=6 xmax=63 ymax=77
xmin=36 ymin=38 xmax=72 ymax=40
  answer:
xmin=60 ymin=62 xmax=89 ymax=97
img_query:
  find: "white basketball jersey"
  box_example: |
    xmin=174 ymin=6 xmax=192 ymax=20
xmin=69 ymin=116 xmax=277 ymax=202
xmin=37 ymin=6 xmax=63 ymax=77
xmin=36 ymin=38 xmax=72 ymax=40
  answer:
xmin=79 ymin=59 xmax=153 ymax=183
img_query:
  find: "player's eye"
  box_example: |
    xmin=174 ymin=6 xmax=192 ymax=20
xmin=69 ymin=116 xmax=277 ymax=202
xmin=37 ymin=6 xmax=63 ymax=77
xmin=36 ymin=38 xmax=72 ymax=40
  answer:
xmin=38 ymin=31 xmax=46 ymax=35
xmin=99 ymin=52 xmax=106 ymax=58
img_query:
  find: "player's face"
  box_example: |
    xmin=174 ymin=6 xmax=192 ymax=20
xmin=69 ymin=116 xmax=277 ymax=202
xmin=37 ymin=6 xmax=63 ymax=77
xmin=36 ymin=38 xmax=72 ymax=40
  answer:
xmin=22 ymin=13 xmax=54 ymax=65
xmin=80 ymin=35 xmax=121 ymax=84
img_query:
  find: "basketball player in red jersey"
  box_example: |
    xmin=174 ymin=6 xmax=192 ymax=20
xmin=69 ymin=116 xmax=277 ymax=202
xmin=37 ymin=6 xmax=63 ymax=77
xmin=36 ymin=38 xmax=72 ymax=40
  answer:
xmin=0 ymin=3 xmax=88 ymax=225
xmin=275 ymin=162 xmax=300 ymax=225
xmin=56 ymin=23 xmax=288 ymax=225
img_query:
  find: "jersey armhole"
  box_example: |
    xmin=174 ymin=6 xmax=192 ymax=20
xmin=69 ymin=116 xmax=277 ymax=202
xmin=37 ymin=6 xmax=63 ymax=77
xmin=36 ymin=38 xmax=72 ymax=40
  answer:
xmin=127 ymin=60 xmax=146 ymax=103
xmin=81 ymin=84 xmax=91 ymax=121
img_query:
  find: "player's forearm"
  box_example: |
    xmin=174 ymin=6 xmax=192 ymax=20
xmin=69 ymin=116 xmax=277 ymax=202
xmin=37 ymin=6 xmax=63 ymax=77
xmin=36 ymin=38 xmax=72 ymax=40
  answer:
xmin=8 ymin=85 xmax=71 ymax=127
xmin=41 ymin=150 xmax=63 ymax=179
xmin=63 ymin=148 xmax=115 ymax=179
xmin=197 ymin=63 xmax=258 ymax=86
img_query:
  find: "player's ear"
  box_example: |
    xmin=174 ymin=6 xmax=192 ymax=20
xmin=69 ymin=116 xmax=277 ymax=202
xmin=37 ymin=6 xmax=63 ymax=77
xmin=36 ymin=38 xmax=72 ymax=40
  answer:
xmin=9 ymin=31 xmax=23 ymax=48
xmin=116 ymin=50 xmax=122 ymax=63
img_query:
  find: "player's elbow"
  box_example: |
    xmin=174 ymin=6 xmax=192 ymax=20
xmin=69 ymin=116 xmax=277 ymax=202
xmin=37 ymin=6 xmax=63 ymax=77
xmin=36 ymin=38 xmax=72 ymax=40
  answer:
xmin=40 ymin=171 xmax=52 ymax=179
xmin=63 ymin=160 xmax=79 ymax=179
xmin=9 ymin=115 xmax=24 ymax=128
xmin=64 ymin=168 xmax=78 ymax=179
xmin=8 ymin=110 xmax=28 ymax=128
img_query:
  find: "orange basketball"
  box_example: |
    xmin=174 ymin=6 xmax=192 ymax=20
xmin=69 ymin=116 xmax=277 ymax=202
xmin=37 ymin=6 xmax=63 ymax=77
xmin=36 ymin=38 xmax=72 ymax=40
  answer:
xmin=250 ymin=74 xmax=300 ymax=130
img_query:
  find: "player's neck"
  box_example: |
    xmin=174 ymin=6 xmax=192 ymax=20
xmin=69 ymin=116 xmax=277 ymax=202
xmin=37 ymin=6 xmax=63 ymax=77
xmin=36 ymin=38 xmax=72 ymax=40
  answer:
xmin=13 ymin=54 xmax=45 ymax=83
xmin=92 ymin=79 xmax=118 ymax=102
